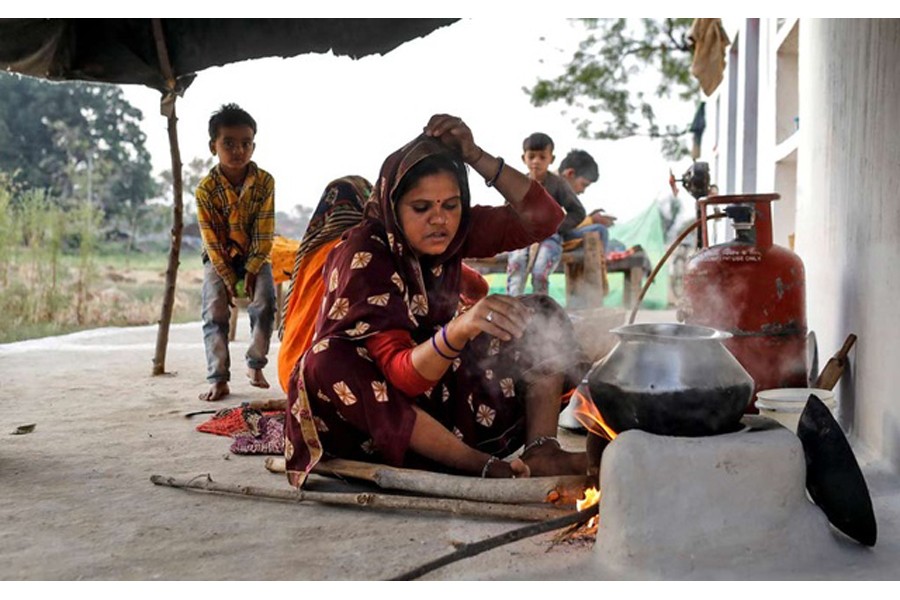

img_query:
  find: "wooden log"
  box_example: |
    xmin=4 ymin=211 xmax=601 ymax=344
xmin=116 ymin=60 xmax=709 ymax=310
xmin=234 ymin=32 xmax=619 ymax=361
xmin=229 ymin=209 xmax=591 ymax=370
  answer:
xmin=150 ymin=474 xmax=571 ymax=522
xmin=264 ymin=457 xmax=586 ymax=506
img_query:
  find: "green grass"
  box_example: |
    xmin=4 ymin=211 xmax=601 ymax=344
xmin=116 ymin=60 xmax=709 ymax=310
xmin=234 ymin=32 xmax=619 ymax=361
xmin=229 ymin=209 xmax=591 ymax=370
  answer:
xmin=0 ymin=247 xmax=204 ymax=344
xmin=0 ymin=322 xmax=88 ymax=344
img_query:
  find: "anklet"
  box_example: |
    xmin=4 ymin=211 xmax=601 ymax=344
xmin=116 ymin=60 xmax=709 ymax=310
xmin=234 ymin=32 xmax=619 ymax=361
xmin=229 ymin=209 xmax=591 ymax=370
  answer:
xmin=523 ymin=436 xmax=561 ymax=454
xmin=481 ymin=455 xmax=500 ymax=478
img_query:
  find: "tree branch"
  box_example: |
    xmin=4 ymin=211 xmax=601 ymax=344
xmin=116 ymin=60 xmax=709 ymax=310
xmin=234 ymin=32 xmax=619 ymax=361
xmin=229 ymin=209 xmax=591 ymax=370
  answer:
xmin=665 ymin=18 xmax=693 ymax=52
xmin=389 ymin=503 xmax=600 ymax=580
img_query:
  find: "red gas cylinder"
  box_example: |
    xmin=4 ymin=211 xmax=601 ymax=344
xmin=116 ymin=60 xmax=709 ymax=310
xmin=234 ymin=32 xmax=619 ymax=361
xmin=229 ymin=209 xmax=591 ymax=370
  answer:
xmin=681 ymin=194 xmax=807 ymax=411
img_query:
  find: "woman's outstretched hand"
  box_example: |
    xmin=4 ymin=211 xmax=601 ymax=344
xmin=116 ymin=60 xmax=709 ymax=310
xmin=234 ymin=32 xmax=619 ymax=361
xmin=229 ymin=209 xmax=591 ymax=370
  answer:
xmin=484 ymin=456 xmax=531 ymax=479
xmin=449 ymin=294 xmax=532 ymax=343
xmin=423 ymin=114 xmax=482 ymax=164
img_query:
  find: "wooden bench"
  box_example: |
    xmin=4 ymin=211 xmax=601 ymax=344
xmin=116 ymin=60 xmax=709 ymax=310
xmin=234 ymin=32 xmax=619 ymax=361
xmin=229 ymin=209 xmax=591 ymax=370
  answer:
xmin=606 ymin=252 xmax=647 ymax=311
xmin=464 ymin=230 xmax=647 ymax=311
xmin=228 ymin=283 xmax=284 ymax=342
xmin=559 ymin=230 xmax=607 ymax=310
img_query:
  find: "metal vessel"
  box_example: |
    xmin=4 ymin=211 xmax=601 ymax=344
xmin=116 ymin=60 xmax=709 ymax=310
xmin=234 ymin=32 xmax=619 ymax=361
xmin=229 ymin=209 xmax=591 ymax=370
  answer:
xmin=578 ymin=323 xmax=754 ymax=437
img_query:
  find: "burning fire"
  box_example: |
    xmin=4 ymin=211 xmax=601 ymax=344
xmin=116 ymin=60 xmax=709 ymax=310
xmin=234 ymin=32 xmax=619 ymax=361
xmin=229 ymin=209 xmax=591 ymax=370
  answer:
xmin=550 ymin=486 xmax=601 ymax=546
xmin=572 ymin=386 xmax=618 ymax=441
xmin=577 ymin=486 xmax=601 ymax=530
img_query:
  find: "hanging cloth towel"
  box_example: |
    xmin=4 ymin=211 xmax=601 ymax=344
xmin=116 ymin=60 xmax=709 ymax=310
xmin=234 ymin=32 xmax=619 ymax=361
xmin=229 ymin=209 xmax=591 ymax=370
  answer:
xmin=689 ymin=19 xmax=731 ymax=96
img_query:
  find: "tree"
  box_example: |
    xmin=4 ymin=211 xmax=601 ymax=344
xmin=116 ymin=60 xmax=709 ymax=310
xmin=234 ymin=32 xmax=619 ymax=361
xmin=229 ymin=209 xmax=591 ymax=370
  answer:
xmin=160 ymin=156 xmax=215 ymax=217
xmin=527 ymin=18 xmax=698 ymax=159
xmin=0 ymin=73 xmax=157 ymax=219
xmin=274 ymin=204 xmax=313 ymax=241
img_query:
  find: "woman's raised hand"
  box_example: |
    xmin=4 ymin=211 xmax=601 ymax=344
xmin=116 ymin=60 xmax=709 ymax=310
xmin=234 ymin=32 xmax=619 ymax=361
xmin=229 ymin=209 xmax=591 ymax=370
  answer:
xmin=450 ymin=294 xmax=532 ymax=343
xmin=423 ymin=114 xmax=482 ymax=164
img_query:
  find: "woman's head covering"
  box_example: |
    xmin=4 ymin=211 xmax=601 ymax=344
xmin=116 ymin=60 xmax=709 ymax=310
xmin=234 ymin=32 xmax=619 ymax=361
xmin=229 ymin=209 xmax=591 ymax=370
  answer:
xmin=279 ymin=175 xmax=372 ymax=339
xmin=296 ymin=175 xmax=373 ymax=264
xmin=312 ymin=136 xmax=473 ymax=344
xmin=365 ymin=134 xmax=471 ymax=266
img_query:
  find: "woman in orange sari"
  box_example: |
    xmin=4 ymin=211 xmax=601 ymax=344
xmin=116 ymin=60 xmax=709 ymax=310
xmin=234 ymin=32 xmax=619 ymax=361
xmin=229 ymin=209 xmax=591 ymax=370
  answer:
xmin=276 ymin=176 xmax=373 ymax=393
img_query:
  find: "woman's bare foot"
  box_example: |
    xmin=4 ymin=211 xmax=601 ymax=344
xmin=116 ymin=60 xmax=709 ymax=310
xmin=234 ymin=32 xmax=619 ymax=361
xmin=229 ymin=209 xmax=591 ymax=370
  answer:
xmin=521 ymin=440 xmax=587 ymax=477
xmin=247 ymin=368 xmax=270 ymax=389
xmin=199 ymin=381 xmax=230 ymax=402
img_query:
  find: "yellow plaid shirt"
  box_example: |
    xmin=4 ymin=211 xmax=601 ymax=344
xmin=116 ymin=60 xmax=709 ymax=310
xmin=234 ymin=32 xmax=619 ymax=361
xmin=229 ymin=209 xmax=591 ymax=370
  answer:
xmin=196 ymin=162 xmax=275 ymax=288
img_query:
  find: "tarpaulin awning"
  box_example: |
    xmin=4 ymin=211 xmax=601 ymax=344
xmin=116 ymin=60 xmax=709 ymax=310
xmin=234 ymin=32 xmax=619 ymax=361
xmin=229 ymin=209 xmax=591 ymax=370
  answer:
xmin=0 ymin=18 xmax=458 ymax=93
xmin=0 ymin=17 xmax=460 ymax=375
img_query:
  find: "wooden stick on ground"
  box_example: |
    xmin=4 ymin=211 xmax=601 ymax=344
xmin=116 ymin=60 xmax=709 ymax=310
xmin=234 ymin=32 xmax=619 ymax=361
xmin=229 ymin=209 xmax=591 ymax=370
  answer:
xmin=389 ymin=502 xmax=600 ymax=581
xmin=264 ymin=456 xmax=586 ymax=505
xmin=150 ymin=474 xmax=571 ymax=522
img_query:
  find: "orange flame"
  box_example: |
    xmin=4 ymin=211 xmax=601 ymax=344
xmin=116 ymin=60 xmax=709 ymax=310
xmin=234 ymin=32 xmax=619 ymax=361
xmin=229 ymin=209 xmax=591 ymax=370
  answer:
xmin=577 ymin=486 xmax=601 ymax=530
xmin=572 ymin=386 xmax=618 ymax=441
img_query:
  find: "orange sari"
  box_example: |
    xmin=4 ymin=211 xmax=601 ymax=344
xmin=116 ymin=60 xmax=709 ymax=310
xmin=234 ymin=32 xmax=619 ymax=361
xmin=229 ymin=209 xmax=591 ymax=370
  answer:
xmin=277 ymin=240 xmax=339 ymax=392
xmin=275 ymin=176 xmax=373 ymax=393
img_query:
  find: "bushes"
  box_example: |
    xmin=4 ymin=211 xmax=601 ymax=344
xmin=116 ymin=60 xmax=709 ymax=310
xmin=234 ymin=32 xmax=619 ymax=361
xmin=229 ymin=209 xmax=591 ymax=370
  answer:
xmin=0 ymin=186 xmax=202 ymax=343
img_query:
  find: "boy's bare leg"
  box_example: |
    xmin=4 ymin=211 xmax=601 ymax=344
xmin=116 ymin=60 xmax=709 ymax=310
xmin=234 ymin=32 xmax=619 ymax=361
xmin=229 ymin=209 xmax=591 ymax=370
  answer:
xmin=247 ymin=368 xmax=270 ymax=388
xmin=199 ymin=381 xmax=230 ymax=401
xmin=520 ymin=372 xmax=587 ymax=477
xmin=245 ymin=264 xmax=274 ymax=391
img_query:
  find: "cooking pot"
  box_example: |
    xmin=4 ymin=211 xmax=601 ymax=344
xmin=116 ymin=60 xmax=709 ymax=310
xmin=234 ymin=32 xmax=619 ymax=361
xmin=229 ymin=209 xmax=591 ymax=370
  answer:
xmin=577 ymin=323 xmax=754 ymax=437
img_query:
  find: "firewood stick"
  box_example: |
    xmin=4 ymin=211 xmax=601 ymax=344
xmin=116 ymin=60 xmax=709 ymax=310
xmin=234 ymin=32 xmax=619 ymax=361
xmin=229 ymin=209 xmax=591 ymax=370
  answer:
xmin=265 ymin=456 xmax=285 ymax=473
xmin=389 ymin=502 xmax=600 ymax=581
xmin=247 ymin=398 xmax=287 ymax=411
xmin=185 ymin=397 xmax=287 ymax=418
xmin=264 ymin=457 xmax=586 ymax=505
xmin=150 ymin=474 xmax=572 ymax=522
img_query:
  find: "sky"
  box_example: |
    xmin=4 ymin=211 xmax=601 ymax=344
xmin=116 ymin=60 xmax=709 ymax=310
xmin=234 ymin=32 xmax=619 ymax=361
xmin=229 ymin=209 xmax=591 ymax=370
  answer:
xmin=120 ymin=17 xmax=698 ymax=225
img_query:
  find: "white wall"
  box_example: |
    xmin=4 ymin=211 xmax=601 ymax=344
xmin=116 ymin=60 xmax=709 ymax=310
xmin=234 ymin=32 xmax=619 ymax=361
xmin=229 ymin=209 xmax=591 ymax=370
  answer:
xmin=795 ymin=19 xmax=900 ymax=467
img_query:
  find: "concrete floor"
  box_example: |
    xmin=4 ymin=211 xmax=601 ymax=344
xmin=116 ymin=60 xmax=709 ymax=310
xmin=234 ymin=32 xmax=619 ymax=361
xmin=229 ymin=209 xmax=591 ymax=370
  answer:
xmin=1 ymin=309 xmax=899 ymax=580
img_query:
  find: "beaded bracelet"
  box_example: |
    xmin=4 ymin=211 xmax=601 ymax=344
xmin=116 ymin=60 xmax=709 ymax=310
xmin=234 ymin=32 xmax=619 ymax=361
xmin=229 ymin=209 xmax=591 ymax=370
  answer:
xmin=441 ymin=325 xmax=464 ymax=354
xmin=485 ymin=156 xmax=504 ymax=188
xmin=431 ymin=332 xmax=458 ymax=361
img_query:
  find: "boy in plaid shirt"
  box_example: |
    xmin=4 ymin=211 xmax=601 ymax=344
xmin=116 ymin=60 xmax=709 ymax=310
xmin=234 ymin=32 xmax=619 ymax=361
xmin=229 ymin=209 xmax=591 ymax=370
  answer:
xmin=196 ymin=103 xmax=276 ymax=401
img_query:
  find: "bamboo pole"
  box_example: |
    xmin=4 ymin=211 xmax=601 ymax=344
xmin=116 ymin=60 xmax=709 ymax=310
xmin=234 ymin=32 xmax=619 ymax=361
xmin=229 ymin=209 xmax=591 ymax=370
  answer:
xmin=151 ymin=18 xmax=184 ymax=376
xmin=150 ymin=474 xmax=573 ymax=522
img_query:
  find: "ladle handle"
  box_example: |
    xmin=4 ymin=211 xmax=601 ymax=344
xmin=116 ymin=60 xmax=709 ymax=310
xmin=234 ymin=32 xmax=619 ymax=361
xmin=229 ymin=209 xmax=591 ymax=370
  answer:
xmin=814 ymin=333 xmax=858 ymax=390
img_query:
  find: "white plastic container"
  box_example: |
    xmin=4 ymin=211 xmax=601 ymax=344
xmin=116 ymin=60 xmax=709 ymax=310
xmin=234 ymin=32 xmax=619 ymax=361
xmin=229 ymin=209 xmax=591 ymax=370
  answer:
xmin=755 ymin=388 xmax=837 ymax=432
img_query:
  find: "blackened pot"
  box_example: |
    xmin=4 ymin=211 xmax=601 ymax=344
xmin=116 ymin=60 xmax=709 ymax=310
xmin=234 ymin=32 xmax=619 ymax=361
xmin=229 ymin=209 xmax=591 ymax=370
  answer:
xmin=579 ymin=323 xmax=754 ymax=437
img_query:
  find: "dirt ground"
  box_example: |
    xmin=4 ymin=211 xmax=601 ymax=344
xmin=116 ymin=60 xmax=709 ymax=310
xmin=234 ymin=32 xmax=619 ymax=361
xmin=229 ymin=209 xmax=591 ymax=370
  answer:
xmin=0 ymin=315 xmax=597 ymax=581
xmin=3 ymin=312 xmax=900 ymax=581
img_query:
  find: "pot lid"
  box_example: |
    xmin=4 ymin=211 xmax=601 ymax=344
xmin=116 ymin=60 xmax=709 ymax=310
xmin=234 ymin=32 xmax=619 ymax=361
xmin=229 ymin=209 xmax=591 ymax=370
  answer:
xmin=796 ymin=396 xmax=877 ymax=546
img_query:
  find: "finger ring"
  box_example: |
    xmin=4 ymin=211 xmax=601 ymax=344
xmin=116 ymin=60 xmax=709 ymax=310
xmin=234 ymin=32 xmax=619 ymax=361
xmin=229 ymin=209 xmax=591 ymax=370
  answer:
xmin=486 ymin=311 xmax=494 ymax=323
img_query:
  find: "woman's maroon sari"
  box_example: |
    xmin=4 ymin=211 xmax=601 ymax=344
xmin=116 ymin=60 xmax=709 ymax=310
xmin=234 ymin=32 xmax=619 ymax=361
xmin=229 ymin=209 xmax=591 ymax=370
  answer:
xmin=284 ymin=136 xmax=586 ymax=487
